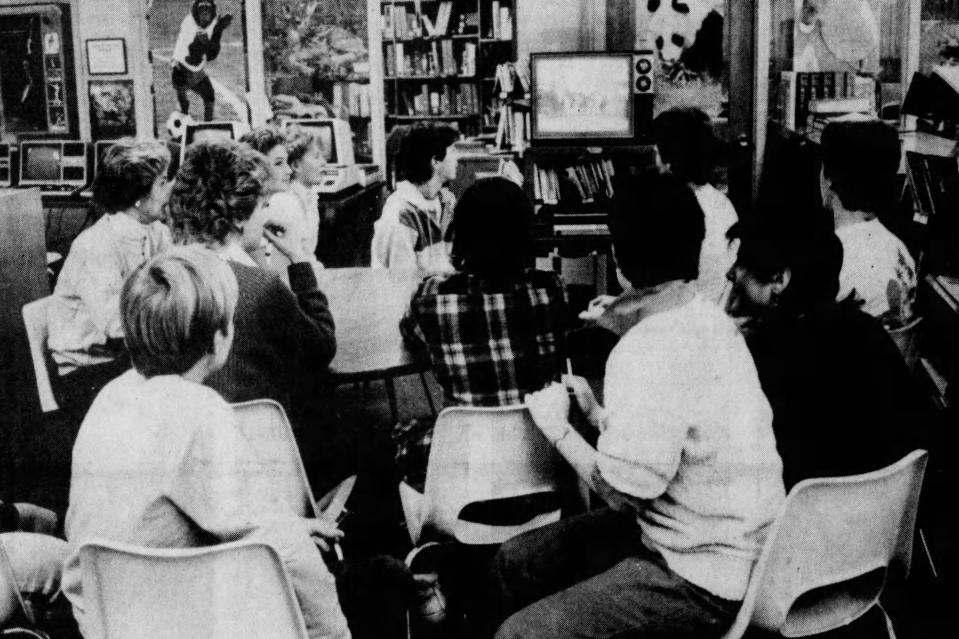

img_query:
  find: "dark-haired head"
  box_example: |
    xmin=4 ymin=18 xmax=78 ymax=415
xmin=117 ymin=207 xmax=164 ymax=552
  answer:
xmin=609 ymin=170 xmax=705 ymax=289
xmin=820 ymin=120 xmax=900 ymax=215
xmin=451 ymin=177 xmax=535 ymax=278
xmin=395 ymin=122 xmax=459 ymax=184
xmin=92 ymin=138 xmax=171 ymax=215
xmin=652 ymin=107 xmax=718 ymax=186
xmin=727 ymin=214 xmax=843 ymax=319
xmin=168 ymin=140 xmax=268 ymax=247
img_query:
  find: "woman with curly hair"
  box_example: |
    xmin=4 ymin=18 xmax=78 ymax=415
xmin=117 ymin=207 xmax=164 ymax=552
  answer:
xmin=167 ymin=140 xmax=336 ymax=454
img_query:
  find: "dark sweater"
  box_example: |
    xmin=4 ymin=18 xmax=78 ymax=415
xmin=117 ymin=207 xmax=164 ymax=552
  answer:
xmin=206 ymin=261 xmax=336 ymax=428
xmin=745 ymin=301 xmax=929 ymax=490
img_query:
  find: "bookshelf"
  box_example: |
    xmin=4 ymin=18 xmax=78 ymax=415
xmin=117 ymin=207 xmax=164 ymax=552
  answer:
xmin=378 ymin=0 xmax=517 ymax=136
xmin=524 ymin=145 xmax=657 ymax=227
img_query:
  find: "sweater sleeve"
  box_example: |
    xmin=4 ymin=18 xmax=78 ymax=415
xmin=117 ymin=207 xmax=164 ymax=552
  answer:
xmin=371 ymin=202 xmax=419 ymax=270
xmin=282 ymin=263 xmax=337 ymax=369
xmin=167 ymin=401 xmax=350 ymax=639
xmin=68 ymin=236 xmax=125 ymax=340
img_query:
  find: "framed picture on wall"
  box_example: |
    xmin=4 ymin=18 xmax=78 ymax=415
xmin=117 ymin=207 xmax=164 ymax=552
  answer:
xmin=86 ymin=38 xmax=127 ymax=75
xmin=88 ymin=79 xmax=136 ymax=139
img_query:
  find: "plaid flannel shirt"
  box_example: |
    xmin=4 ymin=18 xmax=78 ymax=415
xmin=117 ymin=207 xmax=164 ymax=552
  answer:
xmin=401 ymin=269 xmax=569 ymax=407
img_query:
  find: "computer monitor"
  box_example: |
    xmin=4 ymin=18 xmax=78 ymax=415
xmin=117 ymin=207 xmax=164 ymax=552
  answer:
xmin=183 ymin=121 xmax=237 ymax=147
xmin=0 ymin=144 xmax=13 ymax=186
xmin=530 ymin=52 xmax=635 ymax=144
xmin=283 ymin=118 xmax=355 ymax=165
xmin=18 ymin=141 xmax=87 ymax=188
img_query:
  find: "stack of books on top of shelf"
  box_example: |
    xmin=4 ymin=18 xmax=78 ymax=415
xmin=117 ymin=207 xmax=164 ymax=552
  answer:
xmin=488 ymin=2 xmax=514 ymax=40
xmin=493 ymin=62 xmax=530 ymax=98
xmin=777 ymin=71 xmax=876 ymax=131
xmin=533 ymin=159 xmax=615 ymax=206
xmin=804 ymin=98 xmax=874 ymax=134
xmin=494 ymin=103 xmax=530 ymax=153
xmin=399 ymin=84 xmax=479 ymax=117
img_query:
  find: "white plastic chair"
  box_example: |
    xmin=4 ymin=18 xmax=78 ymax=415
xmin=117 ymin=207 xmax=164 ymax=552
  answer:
xmin=21 ymin=297 xmax=58 ymax=413
xmin=78 ymin=539 xmax=308 ymax=639
xmin=231 ymin=399 xmax=354 ymax=522
xmin=400 ymin=405 xmax=562 ymax=545
xmin=721 ymin=449 xmax=928 ymax=639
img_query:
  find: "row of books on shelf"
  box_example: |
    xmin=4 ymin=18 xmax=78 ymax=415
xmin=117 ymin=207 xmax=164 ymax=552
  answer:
xmin=331 ymin=82 xmax=371 ymax=118
xmin=385 ymin=41 xmax=476 ymax=77
xmin=494 ymin=103 xmax=530 ymax=153
xmin=776 ymin=71 xmax=876 ymax=130
xmin=392 ymin=83 xmax=480 ymax=117
xmin=485 ymin=2 xmax=513 ymax=40
xmin=383 ymin=2 xmax=476 ymax=39
xmin=533 ymin=159 xmax=616 ymax=206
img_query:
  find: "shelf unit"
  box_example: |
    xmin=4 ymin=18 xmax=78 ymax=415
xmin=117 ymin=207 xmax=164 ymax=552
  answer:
xmin=378 ymin=0 xmax=517 ymax=136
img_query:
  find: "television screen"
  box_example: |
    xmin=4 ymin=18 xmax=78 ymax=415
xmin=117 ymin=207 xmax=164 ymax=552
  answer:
xmin=21 ymin=143 xmax=62 ymax=182
xmin=294 ymin=121 xmax=336 ymax=163
xmin=531 ymin=53 xmax=634 ymax=141
xmin=184 ymin=122 xmax=235 ymax=146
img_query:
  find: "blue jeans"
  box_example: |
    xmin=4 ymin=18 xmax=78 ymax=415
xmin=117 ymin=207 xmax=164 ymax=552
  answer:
xmin=488 ymin=508 xmax=740 ymax=639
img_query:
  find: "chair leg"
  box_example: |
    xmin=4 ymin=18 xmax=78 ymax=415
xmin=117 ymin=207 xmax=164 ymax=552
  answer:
xmin=919 ymin=528 xmax=939 ymax=579
xmin=878 ymin=602 xmax=897 ymax=639
xmin=419 ymin=372 xmax=437 ymax=416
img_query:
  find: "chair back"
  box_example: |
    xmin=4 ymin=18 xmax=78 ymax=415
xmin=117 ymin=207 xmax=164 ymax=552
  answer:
xmin=231 ymin=400 xmax=356 ymax=522
xmin=231 ymin=400 xmax=320 ymax=519
xmin=722 ymin=450 xmax=928 ymax=639
xmin=886 ymin=316 xmax=923 ymax=374
xmin=78 ymin=540 xmax=309 ymax=639
xmin=419 ymin=405 xmax=562 ymax=545
xmin=21 ymin=297 xmax=59 ymax=413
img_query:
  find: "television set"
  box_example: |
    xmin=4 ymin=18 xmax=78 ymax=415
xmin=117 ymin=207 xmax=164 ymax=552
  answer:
xmin=180 ymin=120 xmax=250 ymax=164
xmin=530 ymin=52 xmax=635 ymax=144
xmin=283 ymin=118 xmax=356 ymax=165
xmin=19 ymin=141 xmax=87 ymax=188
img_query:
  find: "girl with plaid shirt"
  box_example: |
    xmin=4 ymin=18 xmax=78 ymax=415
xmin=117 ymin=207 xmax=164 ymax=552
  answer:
xmin=397 ymin=178 xmax=568 ymax=488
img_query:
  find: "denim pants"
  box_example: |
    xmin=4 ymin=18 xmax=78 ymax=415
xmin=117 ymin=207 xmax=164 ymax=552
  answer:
xmin=488 ymin=508 xmax=740 ymax=639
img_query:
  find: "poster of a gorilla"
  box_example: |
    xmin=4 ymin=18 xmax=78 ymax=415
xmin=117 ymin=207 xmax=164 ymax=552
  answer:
xmin=149 ymin=0 xmax=247 ymax=127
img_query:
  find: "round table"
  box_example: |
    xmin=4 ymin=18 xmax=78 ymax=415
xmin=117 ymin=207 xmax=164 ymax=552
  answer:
xmin=316 ymin=267 xmax=436 ymax=420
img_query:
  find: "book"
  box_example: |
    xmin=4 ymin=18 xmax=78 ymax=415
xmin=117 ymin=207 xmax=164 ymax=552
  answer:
xmin=492 ymin=1 xmax=501 ymax=39
xmin=499 ymin=7 xmax=512 ymax=40
xmin=383 ymin=5 xmax=394 ymax=40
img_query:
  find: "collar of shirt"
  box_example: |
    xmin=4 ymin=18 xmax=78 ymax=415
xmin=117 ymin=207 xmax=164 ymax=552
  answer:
xmin=213 ymin=241 xmax=258 ymax=267
xmin=103 ymin=213 xmax=155 ymax=257
xmin=396 ymin=180 xmax=442 ymax=217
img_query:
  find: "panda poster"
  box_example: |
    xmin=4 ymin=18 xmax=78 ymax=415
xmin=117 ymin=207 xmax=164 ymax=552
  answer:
xmin=637 ymin=0 xmax=728 ymax=118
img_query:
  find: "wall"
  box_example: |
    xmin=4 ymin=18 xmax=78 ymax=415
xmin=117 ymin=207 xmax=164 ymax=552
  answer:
xmin=77 ymin=0 xmax=152 ymax=138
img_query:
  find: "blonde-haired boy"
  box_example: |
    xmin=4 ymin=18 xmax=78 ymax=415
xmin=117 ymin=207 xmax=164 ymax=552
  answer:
xmin=62 ymin=246 xmax=350 ymax=639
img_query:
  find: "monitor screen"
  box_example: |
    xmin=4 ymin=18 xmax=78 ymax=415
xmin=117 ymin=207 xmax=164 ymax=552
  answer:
xmin=292 ymin=121 xmax=336 ymax=163
xmin=20 ymin=143 xmax=62 ymax=182
xmin=531 ymin=53 xmax=634 ymax=141
xmin=184 ymin=122 xmax=236 ymax=147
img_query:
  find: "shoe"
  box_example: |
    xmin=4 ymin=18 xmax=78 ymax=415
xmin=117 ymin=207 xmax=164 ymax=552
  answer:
xmin=405 ymin=542 xmax=447 ymax=625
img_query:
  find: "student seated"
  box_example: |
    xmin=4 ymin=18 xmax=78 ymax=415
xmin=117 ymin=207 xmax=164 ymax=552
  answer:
xmin=1 ymin=501 xmax=70 ymax=633
xmin=47 ymin=138 xmax=173 ymax=415
xmin=653 ymin=107 xmax=738 ymax=303
xmin=372 ymin=123 xmax=458 ymax=274
xmin=489 ymin=170 xmax=785 ymax=639
xmin=60 ymin=247 xmax=350 ymax=638
xmin=238 ymin=125 xmax=297 ymax=273
xmin=398 ymin=177 xmax=568 ymax=488
xmin=725 ymin=215 xmax=928 ymax=489
xmin=820 ymin=120 xmax=917 ymax=326
xmin=278 ymin=124 xmax=328 ymax=262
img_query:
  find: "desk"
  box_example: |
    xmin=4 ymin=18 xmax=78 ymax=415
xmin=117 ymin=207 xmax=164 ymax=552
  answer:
xmin=316 ymin=267 xmax=434 ymax=420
